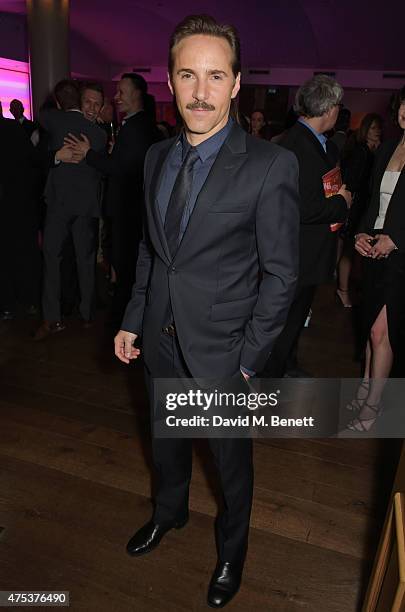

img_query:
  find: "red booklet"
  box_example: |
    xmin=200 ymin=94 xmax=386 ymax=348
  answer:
xmin=322 ymin=167 xmax=344 ymax=232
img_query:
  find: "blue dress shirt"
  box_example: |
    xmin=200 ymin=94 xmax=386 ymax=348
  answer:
xmin=298 ymin=118 xmax=328 ymax=152
xmin=157 ymin=119 xmax=232 ymax=244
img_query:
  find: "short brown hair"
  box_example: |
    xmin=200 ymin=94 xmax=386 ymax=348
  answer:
xmin=168 ymin=14 xmax=241 ymax=78
xmin=54 ymin=79 xmax=80 ymax=111
xmin=80 ymin=81 xmax=104 ymax=104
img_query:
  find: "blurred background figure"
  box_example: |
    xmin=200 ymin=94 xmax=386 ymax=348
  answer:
xmin=250 ymin=109 xmax=266 ymax=137
xmin=9 ymin=98 xmax=39 ymax=144
xmin=330 ymin=106 xmax=351 ymax=156
xmin=60 ymin=81 xmax=108 ymax=318
xmin=271 ymin=107 xmax=298 ymax=143
xmin=249 ymin=109 xmax=274 ymax=140
xmin=263 ymin=75 xmax=352 ymax=378
xmin=336 ymin=113 xmax=383 ymax=307
xmin=65 ymin=73 xmax=160 ymax=327
xmin=156 ymin=120 xmax=173 ymax=139
xmin=94 ymin=97 xmax=117 ymax=289
xmin=80 ymin=82 xmax=104 ymax=123
xmin=0 ymin=114 xmax=41 ymax=319
xmin=97 ymin=97 xmax=117 ymax=151
xmin=34 ymin=79 xmax=107 ymax=340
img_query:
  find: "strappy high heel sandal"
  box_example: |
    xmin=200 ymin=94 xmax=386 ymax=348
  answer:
xmin=346 ymin=401 xmax=382 ymax=433
xmin=346 ymin=380 xmax=370 ymax=412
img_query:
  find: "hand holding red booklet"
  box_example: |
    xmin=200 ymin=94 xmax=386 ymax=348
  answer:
xmin=322 ymin=167 xmax=344 ymax=232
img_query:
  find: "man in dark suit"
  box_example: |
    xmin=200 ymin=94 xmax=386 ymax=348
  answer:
xmin=59 ymin=81 xmax=106 ymax=317
xmin=65 ymin=73 xmax=159 ymax=326
xmin=34 ymin=80 xmax=107 ymax=340
xmin=0 ymin=116 xmax=41 ymax=318
xmin=263 ymin=75 xmax=352 ymax=378
xmin=9 ymin=98 xmax=38 ymax=141
xmin=113 ymin=15 xmax=299 ymax=608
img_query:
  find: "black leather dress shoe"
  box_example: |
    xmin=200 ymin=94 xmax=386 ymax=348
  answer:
xmin=126 ymin=517 xmax=188 ymax=557
xmin=207 ymin=561 xmax=243 ymax=608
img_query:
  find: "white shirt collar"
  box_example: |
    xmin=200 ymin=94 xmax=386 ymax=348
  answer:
xmin=122 ymin=110 xmax=141 ymax=125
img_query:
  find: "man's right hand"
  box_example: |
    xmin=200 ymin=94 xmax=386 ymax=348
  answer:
xmin=64 ymin=133 xmax=91 ymax=158
xmin=337 ymin=183 xmax=353 ymax=208
xmin=114 ymin=330 xmax=140 ymax=364
xmin=55 ymin=144 xmax=82 ymax=163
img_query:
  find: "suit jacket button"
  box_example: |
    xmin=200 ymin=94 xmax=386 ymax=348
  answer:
xmin=169 ymin=265 xmax=176 ymax=274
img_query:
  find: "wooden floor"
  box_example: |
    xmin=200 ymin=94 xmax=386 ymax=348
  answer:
xmin=0 ymin=284 xmax=401 ymax=611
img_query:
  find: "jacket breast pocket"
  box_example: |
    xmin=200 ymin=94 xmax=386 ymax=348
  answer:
xmin=210 ymin=295 xmax=257 ymax=322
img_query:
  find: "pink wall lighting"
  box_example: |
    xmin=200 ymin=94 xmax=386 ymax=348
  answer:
xmin=0 ymin=57 xmax=31 ymax=119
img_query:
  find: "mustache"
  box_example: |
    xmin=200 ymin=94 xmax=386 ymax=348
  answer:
xmin=186 ymin=101 xmax=215 ymax=111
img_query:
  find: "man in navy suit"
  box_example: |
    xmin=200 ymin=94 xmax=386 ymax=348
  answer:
xmin=114 ymin=15 xmax=300 ymax=608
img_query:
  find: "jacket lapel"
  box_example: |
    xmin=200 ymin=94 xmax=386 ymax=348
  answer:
xmin=174 ymin=124 xmax=247 ymax=260
xmin=375 ymin=140 xmax=398 ymax=189
xmin=366 ymin=139 xmax=400 ymax=227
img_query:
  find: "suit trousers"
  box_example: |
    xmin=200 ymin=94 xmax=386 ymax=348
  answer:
xmin=144 ymin=332 xmax=254 ymax=566
xmin=0 ymin=204 xmax=41 ymax=311
xmin=42 ymin=206 xmax=98 ymax=322
xmin=262 ymin=284 xmax=316 ymax=377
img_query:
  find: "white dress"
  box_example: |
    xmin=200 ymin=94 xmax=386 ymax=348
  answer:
xmin=373 ymin=170 xmax=400 ymax=229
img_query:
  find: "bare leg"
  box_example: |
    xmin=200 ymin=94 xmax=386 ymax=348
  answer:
xmin=336 ymin=236 xmax=344 ymax=266
xmin=338 ymin=253 xmax=352 ymax=292
xmin=349 ymin=307 xmax=393 ymax=429
xmin=346 ymin=341 xmax=371 ymax=412
xmin=336 ymin=243 xmax=353 ymax=307
xmin=359 ymin=340 xmax=372 ymax=395
xmin=363 ymin=340 xmax=372 ymax=380
xmin=367 ymin=306 xmax=393 ymax=406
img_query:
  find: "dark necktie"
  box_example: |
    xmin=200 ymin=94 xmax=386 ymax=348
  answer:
xmin=164 ymin=146 xmax=199 ymax=258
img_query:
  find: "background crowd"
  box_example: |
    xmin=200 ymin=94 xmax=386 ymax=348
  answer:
xmin=0 ymin=75 xmax=404 ymax=418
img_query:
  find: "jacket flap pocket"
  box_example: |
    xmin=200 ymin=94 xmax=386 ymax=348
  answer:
xmin=210 ymin=295 xmax=257 ymax=321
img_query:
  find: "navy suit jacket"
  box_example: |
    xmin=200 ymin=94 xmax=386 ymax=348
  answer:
xmin=121 ymin=123 xmax=300 ymax=378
